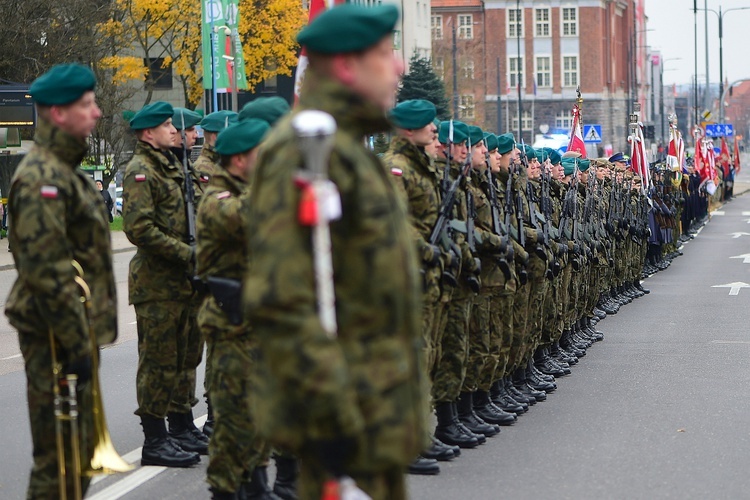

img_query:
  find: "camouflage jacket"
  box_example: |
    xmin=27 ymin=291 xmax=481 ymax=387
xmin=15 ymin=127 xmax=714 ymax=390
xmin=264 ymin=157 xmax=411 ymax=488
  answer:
xmin=470 ymin=170 xmax=509 ymax=287
xmin=243 ymin=72 xmax=428 ymax=468
xmin=5 ymin=119 xmax=117 ymax=357
xmin=382 ymin=136 xmax=443 ymax=302
xmin=196 ymin=169 xmax=249 ymax=340
xmin=123 ymin=142 xmax=193 ymax=304
xmin=193 ymin=144 xmax=221 ymax=179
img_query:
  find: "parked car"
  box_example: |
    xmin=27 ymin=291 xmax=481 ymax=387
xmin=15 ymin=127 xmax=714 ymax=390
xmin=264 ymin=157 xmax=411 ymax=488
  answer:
xmin=115 ymin=186 xmax=122 ymax=216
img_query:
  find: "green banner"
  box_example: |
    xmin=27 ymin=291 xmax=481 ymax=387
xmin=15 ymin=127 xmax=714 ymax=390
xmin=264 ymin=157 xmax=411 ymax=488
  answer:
xmin=201 ymin=0 xmax=248 ymax=91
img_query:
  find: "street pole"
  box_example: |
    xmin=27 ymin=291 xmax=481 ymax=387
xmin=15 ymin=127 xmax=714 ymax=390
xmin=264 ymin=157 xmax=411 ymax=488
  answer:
xmin=704 ymin=0 xmax=710 ymax=113
xmin=516 ymin=0 xmax=522 ymax=141
xmin=452 ymin=21 xmax=458 ymax=120
xmin=650 ymin=56 xmax=655 ymax=125
xmin=719 ymin=6 xmax=724 ymax=123
xmin=230 ymin=29 xmax=238 ymax=113
xmin=660 ymin=64 xmax=665 ymax=151
xmin=496 ymin=57 xmax=501 ymax=133
xmin=694 ymin=0 xmax=698 ymax=127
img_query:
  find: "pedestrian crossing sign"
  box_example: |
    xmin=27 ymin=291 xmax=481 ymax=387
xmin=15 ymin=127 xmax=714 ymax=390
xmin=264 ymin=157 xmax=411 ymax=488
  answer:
xmin=583 ymin=124 xmax=602 ymax=143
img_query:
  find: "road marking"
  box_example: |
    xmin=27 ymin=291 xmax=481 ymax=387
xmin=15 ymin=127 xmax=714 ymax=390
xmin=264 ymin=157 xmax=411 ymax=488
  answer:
xmin=730 ymin=232 xmax=750 ymax=239
xmin=730 ymin=253 xmax=750 ymax=264
xmin=711 ymin=340 xmax=750 ymax=344
xmin=87 ymin=414 xmax=208 ymax=496
xmin=712 ymin=210 xmax=725 ymax=215
xmin=743 ymin=211 xmax=750 ymax=216
xmin=0 ymin=354 xmax=21 ymax=361
xmin=712 ymin=282 xmax=750 ymax=296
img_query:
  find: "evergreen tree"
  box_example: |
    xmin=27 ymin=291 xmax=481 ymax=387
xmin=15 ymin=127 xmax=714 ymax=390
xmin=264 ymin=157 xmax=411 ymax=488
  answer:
xmin=398 ymin=53 xmax=451 ymax=120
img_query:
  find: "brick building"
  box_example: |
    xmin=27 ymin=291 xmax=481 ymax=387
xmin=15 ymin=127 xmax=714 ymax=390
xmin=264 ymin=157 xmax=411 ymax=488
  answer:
xmin=432 ymin=0 xmax=647 ymax=152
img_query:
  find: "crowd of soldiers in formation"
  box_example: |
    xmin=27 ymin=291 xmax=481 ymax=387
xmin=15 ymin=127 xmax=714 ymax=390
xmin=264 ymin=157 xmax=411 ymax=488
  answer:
xmin=381 ymin=106 xmax=711 ymax=476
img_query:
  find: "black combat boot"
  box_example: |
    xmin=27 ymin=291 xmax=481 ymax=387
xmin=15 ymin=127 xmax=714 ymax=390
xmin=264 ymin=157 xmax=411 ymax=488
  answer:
xmin=490 ymin=380 xmax=526 ymax=414
xmin=585 ymin=317 xmax=604 ymax=342
xmin=635 ymin=280 xmax=650 ymax=294
xmin=272 ymin=454 xmax=298 ymax=500
xmin=242 ymin=466 xmax=281 ymax=499
xmin=408 ymin=456 xmax=440 ymax=475
xmin=560 ymin=329 xmax=585 ymax=358
xmin=141 ymin=415 xmax=200 ymax=467
xmin=434 ymin=402 xmax=478 ymax=449
xmin=203 ymin=396 xmax=215 ymax=438
xmin=422 ymin=435 xmax=457 ymax=461
xmin=168 ymin=411 xmax=209 ymax=455
xmin=507 ymin=374 xmax=536 ymax=405
xmin=534 ymin=346 xmax=567 ymax=377
xmin=550 ymin=341 xmax=577 ymax=367
xmin=210 ymin=487 xmax=239 ymax=500
xmin=473 ymin=390 xmax=516 ymax=425
xmin=456 ymin=392 xmax=500 ymax=437
xmin=513 ymin=367 xmax=547 ymax=402
xmin=526 ymin=359 xmax=556 ymax=392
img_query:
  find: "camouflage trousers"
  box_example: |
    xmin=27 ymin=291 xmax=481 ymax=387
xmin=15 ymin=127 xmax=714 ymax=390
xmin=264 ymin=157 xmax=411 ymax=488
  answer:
xmin=134 ymin=300 xmax=190 ymax=418
xmin=540 ymin=268 xmax=565 ymax=346
xmin=507 ymin=277 xmax=531 ymax=373
xmin=431 ymin=287 xmax=472 ymax=403
xmin=207 ymin=337 xmax=270 ymax=493
xmin=298 ymin=457 xmax=405 ymax=500
xmin=520 ymin=254 xmax=549 ymax=362
xmin=19 ymin=328 xmax=94 ymax=500
xmin=171 ymin=292 xmax=206 ymax=413
xmin=463 ymin=290 xmax=491 ymax=393
xmin=422 ymin=299 xmax=441 ymax=377
xmin=479 ymin=287 xmax=514 ymax=390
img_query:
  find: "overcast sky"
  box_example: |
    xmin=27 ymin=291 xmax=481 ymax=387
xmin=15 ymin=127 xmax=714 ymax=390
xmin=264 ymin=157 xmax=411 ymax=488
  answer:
xmin=645 ymin=0 xmax=750 ymax=88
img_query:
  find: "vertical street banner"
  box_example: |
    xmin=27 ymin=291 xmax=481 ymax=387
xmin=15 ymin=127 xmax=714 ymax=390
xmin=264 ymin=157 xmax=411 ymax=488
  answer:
xmin=201 ymin=0 xmax=248 ymax=92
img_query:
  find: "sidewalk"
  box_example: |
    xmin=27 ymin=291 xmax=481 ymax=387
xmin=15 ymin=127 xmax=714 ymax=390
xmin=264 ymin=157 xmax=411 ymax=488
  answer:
xmin=0 ymin=230 xmax=135 ymax=271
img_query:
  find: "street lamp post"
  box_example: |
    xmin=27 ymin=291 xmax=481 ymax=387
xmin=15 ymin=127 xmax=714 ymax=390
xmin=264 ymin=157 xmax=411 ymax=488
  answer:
xmin=214 ymin=25 xmax=238 ymax=112
xmin=452 ymin=20 xmax=458 ymax=120
xmin=516 ymin=0 xmax=522 ymax=141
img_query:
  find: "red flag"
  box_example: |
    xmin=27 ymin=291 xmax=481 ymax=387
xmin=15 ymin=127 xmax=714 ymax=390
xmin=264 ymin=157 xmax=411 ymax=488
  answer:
xmin=734 ymin=135 xmax=742 ymax=174
xmin=718 ymin=137 xmax=732 ymax=178
xmin=667 ymin=121 xmax=685 ymax=172
xmin=629 ymin=122 xmax=651 ymax=189
xmin=567 ymin=105 xmax=586 ymax=157
xmin=293 ymin=0 xmax=346 ymax=102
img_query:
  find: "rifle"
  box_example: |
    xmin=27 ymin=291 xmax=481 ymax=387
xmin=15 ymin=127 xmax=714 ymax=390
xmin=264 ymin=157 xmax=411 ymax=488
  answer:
xmin=179 ymin=109 xmax=197 ymax=246
xmin=484 ymin=146 xmax=512 ymax=280
xmin=463 ymin=142 xmax=481 ymax=292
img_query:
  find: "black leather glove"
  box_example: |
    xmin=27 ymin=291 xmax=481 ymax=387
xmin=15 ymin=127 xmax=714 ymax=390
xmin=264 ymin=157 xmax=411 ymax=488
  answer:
xmin=65 ymin=355 xmax=92 ymax=385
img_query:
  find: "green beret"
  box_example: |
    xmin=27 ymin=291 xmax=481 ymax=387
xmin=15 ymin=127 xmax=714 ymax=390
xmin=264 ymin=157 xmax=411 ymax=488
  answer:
xmin=29 ymin=63 xmax=96 ymax=106
xmin=215 ymin=119 xmax=270 ymax=156
xmin=561 ymin=158 xmax=577 ymax=176
xmin=544 ymin=147 xmax=562 ymax=165
xmin=130 ymin=101 xmax=174 ymax=130
xmin=433 ymin=117 xmax=441 ymax=128
xmin=238 ymin=97 xmax=290 ymax=126
xmin=535 ymin=149 xmax=549 ymax=163
xmin=297 ymin=3 xmax=399 ymax=54
xmin=467 ymin=126 xmax=484 ymax=146
xmin=497 ymin=133 xmax=515 ymax=155
xmin=200 ymin=111 xmax=238 ymax=132
xmin=484 ymin=133 xmax=499 ymax=152
xmin=521 ymin=144 xmax=536 ymax=162
xmin=438 ymin=120 xmax=469 ymax=144
xmin=389 ymin=99 xmax=436 ymax=130
xmin=578 ymin=159 xmax=591 ymax=172
xmin=172 ymin=107 xmax=202 ymax=130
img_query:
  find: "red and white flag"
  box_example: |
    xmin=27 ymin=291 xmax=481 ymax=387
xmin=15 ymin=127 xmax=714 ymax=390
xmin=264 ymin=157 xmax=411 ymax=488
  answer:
xmin=567 ymin=104 xmax=586 ymax=157
xmin=629 ymin=121 xmax=651 ymax=190
xmin=734 ymin=135 xmax=742 ymax=174
xmin=718 ymin=136 xmax=732 ymax=178
xmin=293 ymin=0 xmax=345 ymax=102
xmin=666 ymin=121 xmax=684 ymax=172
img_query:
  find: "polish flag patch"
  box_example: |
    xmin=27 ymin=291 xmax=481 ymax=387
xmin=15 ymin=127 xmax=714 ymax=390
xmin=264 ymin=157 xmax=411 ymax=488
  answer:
xmin=134 ymin=174 xmax=146 ymax=182
xmin=40 ymin=185 xmax=58 ymax=199
xmin=215 ymin=191 xmax=231 ymax=200
xmin=391 ymin=167 xmax=403 ymax=177
xmin=200 ymin=175 xmax=210 ymax=183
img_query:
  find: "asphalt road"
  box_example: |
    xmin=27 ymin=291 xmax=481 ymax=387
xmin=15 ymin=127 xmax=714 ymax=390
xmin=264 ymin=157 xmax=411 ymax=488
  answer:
xmin=1 ymin=193 xmax=750 ymax=499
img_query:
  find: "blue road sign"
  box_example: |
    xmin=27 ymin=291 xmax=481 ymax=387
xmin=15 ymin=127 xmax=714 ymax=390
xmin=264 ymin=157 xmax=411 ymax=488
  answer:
xmin=583 ymin=124 xmax=602 ymax=143
xmin=705 ymin=124 xmax=734 ymax=137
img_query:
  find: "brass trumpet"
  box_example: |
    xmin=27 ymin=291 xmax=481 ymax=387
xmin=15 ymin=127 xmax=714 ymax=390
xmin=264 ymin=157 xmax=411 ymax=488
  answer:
xmin=51 ymin=261 xmax=133 ymax=500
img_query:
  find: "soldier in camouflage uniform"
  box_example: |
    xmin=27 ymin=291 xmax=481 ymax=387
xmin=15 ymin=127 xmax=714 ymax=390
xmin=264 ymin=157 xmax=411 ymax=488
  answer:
xmin=239 ymin=96 xmax=290 ymax=127
xmin=383 ymin=99 xmax=457 ymax=473
xmin=196 ymin=119 xmax=278 ymax=500
xmin=5 ymin=63 xmax=118 ymax=500
xmin=170 ymin=107 xmax=211 ymax=454
xmin=123 ymin=101 xmax=203 ymax=467
xmin=193 ymin=110 xmax=238 ymax=437
xmin=243 ymin=5 xmax=428 ymax=499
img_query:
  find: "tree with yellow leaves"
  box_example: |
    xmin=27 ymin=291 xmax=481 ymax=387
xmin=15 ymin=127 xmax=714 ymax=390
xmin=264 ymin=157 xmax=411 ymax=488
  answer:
xmin=100 ymin=0 xmax=305 ymax=109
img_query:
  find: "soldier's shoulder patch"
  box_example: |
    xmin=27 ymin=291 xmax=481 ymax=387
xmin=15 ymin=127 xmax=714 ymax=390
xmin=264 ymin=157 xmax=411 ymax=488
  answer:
xmin=391 ymin=167 xmax=403 ymax=177
xmin=215 ymin=191 xmax=231 ymax=200
xmin=200 ymin=174 xmax=210 ymax=183
xmin=40 ymin=185 xmax=59 ymax=199
xmin=134 ymin=174 xmax=147 ymax=182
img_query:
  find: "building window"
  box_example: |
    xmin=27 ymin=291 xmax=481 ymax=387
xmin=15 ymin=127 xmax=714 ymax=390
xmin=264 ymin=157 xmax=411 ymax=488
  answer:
xmin=458 ymin=14 xmax=473 ymax=39
xmin=562 ymin=7 xmax=578 ymax=36
xmin=563 ymin=56 xmax=579 ymax=87
xmin=460 ymin=95 xmax=475 ymax=119
xmin=512 ymin=111 xmax=533 ymax=131
xmin=555 ymin=110 xmax=573 ymax=130
xmin=536 ymin=56 xmax=551 ymax=88
xmin=431 ymin=15 xmax=443 ymax=39
xmin=509 ymin=56 xmax=524 ymax=89
xmin=462 ymin=58 xmax=475 ymax=79
xmin=535 ymin=8 xmax=550 ymax=37
xmin=144 ymin=57 xmax=173 ymax=90
xmin=433 ymin=57 xmax=444 ymax=80
xmin=508 ymin=9 xmax=523 ymax=38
